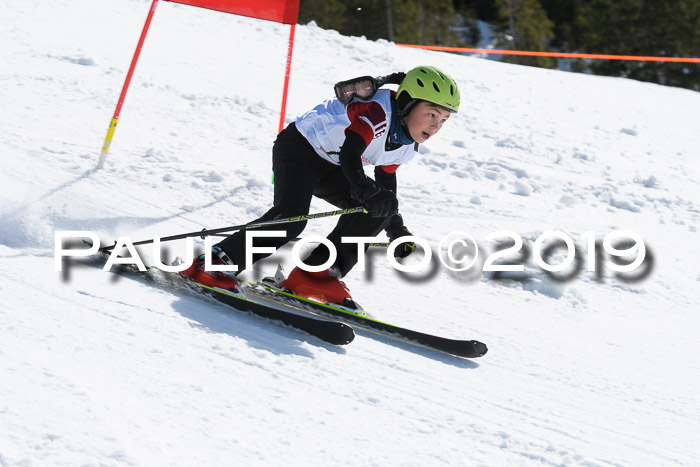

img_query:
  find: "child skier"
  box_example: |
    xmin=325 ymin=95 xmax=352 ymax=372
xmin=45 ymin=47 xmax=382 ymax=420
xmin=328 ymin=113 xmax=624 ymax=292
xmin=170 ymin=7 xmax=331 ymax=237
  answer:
xmin=182 ymin=65 xmax=460 ymax=305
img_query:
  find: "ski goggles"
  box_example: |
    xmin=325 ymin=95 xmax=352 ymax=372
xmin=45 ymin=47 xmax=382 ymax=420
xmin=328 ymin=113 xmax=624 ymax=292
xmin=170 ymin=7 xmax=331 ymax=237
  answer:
xmin=334 ymin=76 xmax=378 ymax=104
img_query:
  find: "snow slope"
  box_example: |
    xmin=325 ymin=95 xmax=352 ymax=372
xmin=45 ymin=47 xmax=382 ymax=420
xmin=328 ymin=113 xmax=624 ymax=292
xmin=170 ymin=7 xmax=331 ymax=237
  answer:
xmin=2 ymin=0 xmax=700 ymax=465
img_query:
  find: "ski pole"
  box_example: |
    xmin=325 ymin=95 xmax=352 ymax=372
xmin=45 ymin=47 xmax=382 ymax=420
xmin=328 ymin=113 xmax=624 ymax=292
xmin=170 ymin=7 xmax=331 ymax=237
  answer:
xmin=207 ymin=234 xmax=389 ymax=248
xmin=100 ymin=206 xmax=367 ymax=252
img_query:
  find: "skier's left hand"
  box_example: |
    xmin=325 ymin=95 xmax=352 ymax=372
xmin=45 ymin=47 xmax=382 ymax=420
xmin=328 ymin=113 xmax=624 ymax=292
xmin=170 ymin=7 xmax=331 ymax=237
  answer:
xmin=387 ymin=225 xmax=417 ymax=258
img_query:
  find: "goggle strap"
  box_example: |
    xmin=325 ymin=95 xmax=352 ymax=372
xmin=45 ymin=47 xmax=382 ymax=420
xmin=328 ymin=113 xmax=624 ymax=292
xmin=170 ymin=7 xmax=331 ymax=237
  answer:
xmin=376 ymin=72 xmax=406 ymax=87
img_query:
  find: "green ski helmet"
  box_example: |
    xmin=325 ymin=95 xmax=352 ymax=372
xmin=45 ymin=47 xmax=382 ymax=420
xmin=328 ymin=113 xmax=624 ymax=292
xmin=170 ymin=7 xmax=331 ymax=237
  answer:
xmin=396 ymin=66 xmax=460 ymax=115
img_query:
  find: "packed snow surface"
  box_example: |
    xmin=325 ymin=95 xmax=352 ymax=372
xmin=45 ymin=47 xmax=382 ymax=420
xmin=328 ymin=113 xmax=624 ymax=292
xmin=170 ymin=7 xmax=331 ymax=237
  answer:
xmin=1 ymin=0 xmax=700 ymax=465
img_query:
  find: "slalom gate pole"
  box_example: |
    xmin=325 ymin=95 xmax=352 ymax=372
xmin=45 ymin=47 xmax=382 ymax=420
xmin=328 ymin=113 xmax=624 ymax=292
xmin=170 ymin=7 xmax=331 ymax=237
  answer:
xmin=97 ymin=0 xmax=159 ymax=169
xmin=101 ymin=206 xmax=367 ymax=252
xmin=277 ymin=23 xmax=296 ymax=134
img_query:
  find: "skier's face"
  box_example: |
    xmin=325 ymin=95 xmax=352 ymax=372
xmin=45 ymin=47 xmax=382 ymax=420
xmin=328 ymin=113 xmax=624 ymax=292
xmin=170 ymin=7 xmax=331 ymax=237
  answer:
xmin=404 ymin=101 xmax=451 ymax=143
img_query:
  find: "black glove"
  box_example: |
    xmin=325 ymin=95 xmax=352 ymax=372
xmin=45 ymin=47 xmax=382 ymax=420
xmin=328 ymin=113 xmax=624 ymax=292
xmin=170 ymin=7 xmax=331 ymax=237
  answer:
xmin=387 ymin=224 xmax=417 ymax=258
xmin=351 ymin=182 xmax=398 ymax=218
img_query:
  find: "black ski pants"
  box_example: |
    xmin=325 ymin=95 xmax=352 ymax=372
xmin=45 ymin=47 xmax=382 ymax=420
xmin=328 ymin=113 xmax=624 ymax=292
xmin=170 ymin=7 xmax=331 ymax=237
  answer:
xmin=215 ymin=123 xmax=389 ymax=277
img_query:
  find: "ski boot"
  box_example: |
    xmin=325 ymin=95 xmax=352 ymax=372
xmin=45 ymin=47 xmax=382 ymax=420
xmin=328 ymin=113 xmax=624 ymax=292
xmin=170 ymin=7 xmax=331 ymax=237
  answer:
xmin=179 ymin=246 xmax=242 ymax=294
xmin=276 ymin=265 xmax=363 ymax=313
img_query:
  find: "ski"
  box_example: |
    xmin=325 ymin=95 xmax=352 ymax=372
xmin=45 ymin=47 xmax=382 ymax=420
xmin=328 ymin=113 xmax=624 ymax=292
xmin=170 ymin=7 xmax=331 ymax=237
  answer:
xmin=87 ymin=258 xmax=355 ymax=346
xmin=80 ymin=254 xmax=485 ymax=356
xmin=190 ymin=281 xmax=355 ymax=346
xmin=246 ymin=274 xmax=487 ymax=359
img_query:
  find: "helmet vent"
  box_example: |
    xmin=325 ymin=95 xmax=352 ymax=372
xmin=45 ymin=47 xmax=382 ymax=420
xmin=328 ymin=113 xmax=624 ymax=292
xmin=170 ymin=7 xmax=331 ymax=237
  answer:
xmin=416 ymin=78 xmax=425 ymax=87
xmin=433 ymin=82 xmax=441 ymax=92
xmin=449 ymin=84 xmax=454 ymax=95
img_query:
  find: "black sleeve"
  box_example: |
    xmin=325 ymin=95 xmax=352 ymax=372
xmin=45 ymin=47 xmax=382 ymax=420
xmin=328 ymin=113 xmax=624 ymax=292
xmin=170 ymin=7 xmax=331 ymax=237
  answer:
xmin=338 ymin=130 xmax=369 ymax=187
xmin=374 ymin=166 xmax=397 ymax=193
xmin=385 ymin=212 xmax=407 ymax=234
xmin=375 ymin=166 xmax=404 ymax=232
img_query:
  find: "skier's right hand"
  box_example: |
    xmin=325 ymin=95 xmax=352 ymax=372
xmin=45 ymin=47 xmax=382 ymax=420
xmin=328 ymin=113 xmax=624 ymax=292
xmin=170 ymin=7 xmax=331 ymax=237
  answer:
xmin=351 ymin=182 xmax=398 ymax=218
